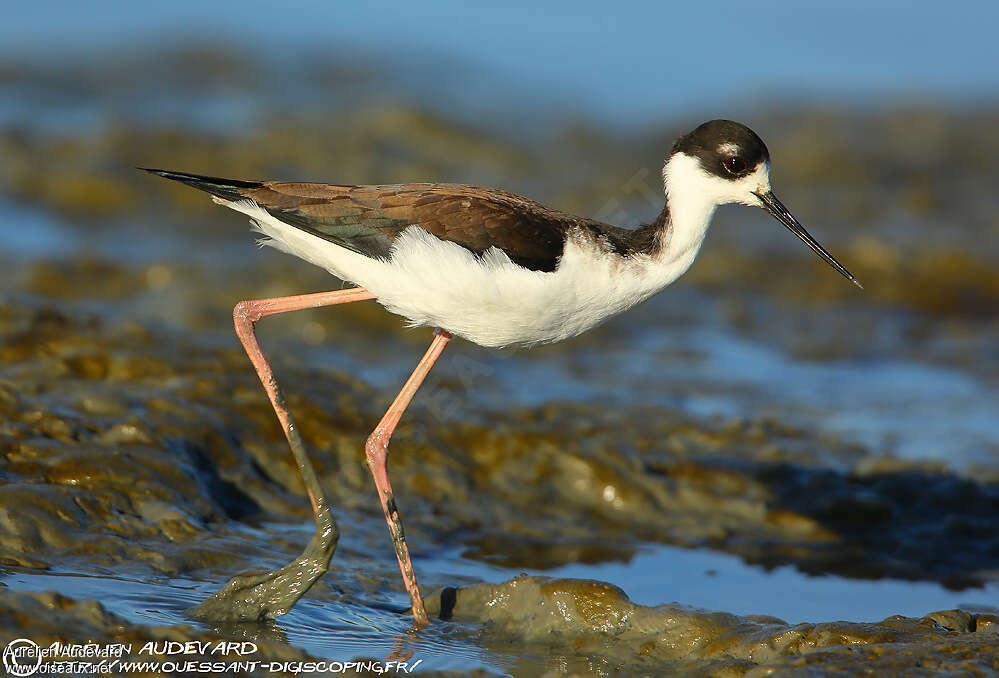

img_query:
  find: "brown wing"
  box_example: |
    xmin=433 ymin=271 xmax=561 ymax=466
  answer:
xmin=142 ymin=169 xmax=603 ymax=272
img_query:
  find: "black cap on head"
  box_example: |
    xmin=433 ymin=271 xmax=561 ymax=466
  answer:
xmin=672 ymin=120 xmax=770 ymax=179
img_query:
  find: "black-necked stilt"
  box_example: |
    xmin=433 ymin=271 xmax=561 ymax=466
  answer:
xmin=142 ymin=119 xmax=860 ymax=628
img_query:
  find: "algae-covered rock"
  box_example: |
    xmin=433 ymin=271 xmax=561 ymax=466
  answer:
xmin=425 ymin=576 xmax=999 ymax=676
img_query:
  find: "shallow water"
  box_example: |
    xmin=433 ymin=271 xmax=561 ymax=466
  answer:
xmin=7 ymin=537 xmax=998 ymax=675
xmin=532 ymin=325 xmax=998 ymax=469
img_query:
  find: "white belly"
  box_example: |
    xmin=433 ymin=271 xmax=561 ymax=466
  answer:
xmin=227 ymin=200 xmax=696 ymax=348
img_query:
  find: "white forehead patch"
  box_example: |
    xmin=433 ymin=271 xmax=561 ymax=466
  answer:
xmin=717 ymin=142 xmax=740 ymax=156
xmin=663 ymin=152 xmax=772 ymax=209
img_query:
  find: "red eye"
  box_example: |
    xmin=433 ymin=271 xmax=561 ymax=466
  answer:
xmin=724 ymin=156 xmax=746 ymax=174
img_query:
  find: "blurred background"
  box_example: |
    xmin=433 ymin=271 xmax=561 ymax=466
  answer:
xmin=2 ymin=1 xmax=998 ymax=675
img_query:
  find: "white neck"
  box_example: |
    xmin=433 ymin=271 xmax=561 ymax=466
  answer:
xmin=657 ymin=153 xmax=719 ymax=276
xmin=657 ymin=152 xmax=772 ymax=280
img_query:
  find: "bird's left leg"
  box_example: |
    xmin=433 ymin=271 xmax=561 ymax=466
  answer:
xmin=365 ymin=328 xmax=451 ymax=629
xmin=191 ymin=286 xmax=376 ymax=622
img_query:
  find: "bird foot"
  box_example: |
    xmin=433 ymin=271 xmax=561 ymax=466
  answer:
xmin=190 ymin=528 xmax=336 ymax=622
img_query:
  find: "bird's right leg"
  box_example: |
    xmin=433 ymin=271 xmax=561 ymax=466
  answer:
xmin=191 ymin=286 xmax=376 ymax=622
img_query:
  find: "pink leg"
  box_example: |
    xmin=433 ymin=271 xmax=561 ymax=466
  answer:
xmin=192 ymin=286 xmax=376 ymax=622
xmin=366 ymin=328 xmax=451 ymax=629
xmin=233 ymin=287 xmax=375 ymax=518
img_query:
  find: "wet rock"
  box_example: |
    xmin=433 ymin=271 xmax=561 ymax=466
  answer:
xmin=362 ymin=404 xmax=999 ymax=587
xmin=0 ymin=589 xmax=497 ymax=678
xmin=425 ymin=575 xmax=999 ymax=676
xmin=2 ymin=297 xmax=998 ymax=593
xmin=0 ymin=302 xmax=372 ymax=580
xmin=0 ymin=590 xmax=309 ymax=676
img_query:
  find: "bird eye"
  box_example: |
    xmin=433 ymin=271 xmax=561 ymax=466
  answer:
xmin=724 ymin=156 xmax=746 ymax=174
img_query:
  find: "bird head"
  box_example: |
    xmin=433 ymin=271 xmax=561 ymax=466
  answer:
xmin=663 ymin=120 xmax=861 ymax=288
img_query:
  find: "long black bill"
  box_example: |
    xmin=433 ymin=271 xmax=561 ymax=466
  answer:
xmin=754 ymin=190 xmax=863 ymax=289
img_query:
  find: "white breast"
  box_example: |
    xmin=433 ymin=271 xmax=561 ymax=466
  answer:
xmin=221 ymin=199 xmax=707 ymax=348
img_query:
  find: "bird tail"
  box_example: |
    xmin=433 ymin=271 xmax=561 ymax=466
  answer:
xmin=138 ymin=168 xmax=264 ymax=202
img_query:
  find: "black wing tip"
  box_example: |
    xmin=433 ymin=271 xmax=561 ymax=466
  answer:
xmin=137 ymin=167 xmax=264 ymax=200
xmin=137 ymin=166 xmax=180 ymax=181
xmin=136 ymin=167 xmax=199 ymax=180
xmin=137 ymin=167 xmax=262 ymax=186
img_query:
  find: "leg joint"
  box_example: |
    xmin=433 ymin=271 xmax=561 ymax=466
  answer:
xmin=364 ymin=431 xmax=388 ymax=465
xmin=233 ymin=300 xmax=264 ymax=326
